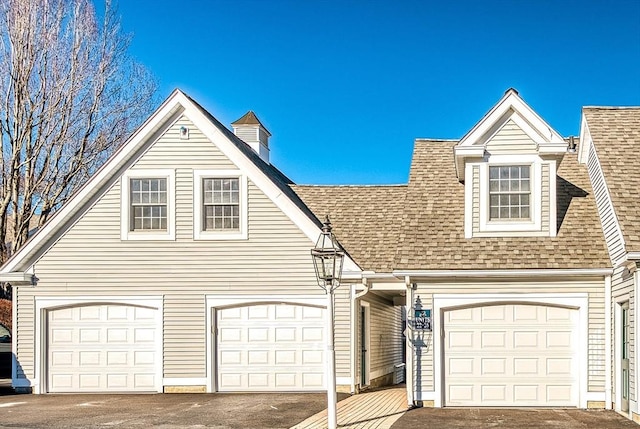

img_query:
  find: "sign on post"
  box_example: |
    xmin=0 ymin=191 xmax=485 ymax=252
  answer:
xmin=414 ymin=308 xmax=432 ymax=331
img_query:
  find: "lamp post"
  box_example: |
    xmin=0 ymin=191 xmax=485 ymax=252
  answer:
xmin=311 ymin=217 xmax=344 ymax=429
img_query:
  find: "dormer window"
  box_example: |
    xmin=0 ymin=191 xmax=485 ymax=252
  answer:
xmin=489 ymin=166 xmax=530 ymax=220
xmin=455 ymin=89 xmax=567 ymax=238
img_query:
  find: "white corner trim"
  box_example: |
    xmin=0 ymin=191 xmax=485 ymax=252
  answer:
xmin=432 ymin=293 xmax=589 ymax=408
xmin=604 ymin=275 xmax=612 ymax=409
xmin=121 ymin=169 xmax=176 ymax=241
xmin=193 ymin=170 xmax=248 ymax=240
xmin=34 ymin=296 xmax=163 ymax=394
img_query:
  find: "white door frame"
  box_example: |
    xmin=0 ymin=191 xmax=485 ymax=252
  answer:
xmin=360 ymin=301 xmax=371 ymax=387
xmin=614 ymin=295 xmax=631 ymax=415
xmin=432 ymin=293 xmax=588 ymax=408
xmin=205 ymin=295 xmax=327 ymax=393
xmin=34 ymin=296 xmax=163 ymax=394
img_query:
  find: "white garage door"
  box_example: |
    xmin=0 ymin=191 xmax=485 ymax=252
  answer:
xmin=217 ymin=303 xmax=325 ymax=391
xmin=48 ymin=304 xmax=158 ymax=393
xmin=444 ymin=304 xmax=578 ymax=406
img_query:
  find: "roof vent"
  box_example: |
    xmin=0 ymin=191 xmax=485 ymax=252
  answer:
xmin=231 ymin=111 xmax=271 ymax=164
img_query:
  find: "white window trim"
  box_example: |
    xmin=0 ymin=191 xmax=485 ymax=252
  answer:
xmin=193 ymin=170 xmax=248 ymax=240
xmin=478 ymin=155 xmax=542 ymax=233
xmin=121 ymin=169 xmax=176 ymax=241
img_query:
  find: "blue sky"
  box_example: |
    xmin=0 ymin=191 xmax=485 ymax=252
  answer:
xmin=115 ymin=0 xmax=640 ymax=185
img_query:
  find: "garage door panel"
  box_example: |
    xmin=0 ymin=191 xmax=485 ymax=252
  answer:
xmin=444 ymin=304 xmax=578 ymax=407
xmin=47 ymin=304 xmax=158 ymax=393
xmin=217 ymin=304 xmax=325 ymax=392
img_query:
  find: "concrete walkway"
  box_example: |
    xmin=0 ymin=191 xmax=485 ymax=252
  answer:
xmin=291 ymin=386 xmax=408 ymax=429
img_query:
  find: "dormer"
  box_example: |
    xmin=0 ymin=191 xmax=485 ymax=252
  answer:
xmin=454 ymin=89 xmax=568 ymax=238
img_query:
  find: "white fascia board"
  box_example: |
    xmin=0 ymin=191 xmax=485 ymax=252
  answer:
xmin=1 ymin=91 xmax=187 ymax=274
xmin=458 ymin=91 xmax=516 ymax=147
xmin=538 ymin=143 xmax=570 ymax=155
xmin=393 ymin=268 xmax=613 ymax=278
xmin=626 ymin=252 xmax=640 ymax=261
xmin=453 ymin=146 xmax=485 ymax=156
xmin=578 ymin=113 xmax=591 ymax=164
xmin=361 ymin=272 xmax=398 ymax=281
xmin=0 ymin=272 xmax=35 ymax=284
xmin=179 ymin=99 xmax=363 ymax=274
xmin=453 ymin=146 xmax=484 ymax=181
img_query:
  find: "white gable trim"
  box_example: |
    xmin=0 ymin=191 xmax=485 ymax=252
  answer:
xmin=1 ymin=90 xmax=361 ymax=275
xmin=459 ymin=90 xmax=565 ymax=147
xmin=1 ymin=92 xmax=186 ymax=273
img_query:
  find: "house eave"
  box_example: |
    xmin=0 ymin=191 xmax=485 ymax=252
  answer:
xmin=626 ymin=252 xmax=640 ymax=261
xmin=0 ymin=272 xmax=37 ymax=285
xmin=393 ymin=268 xmax=613 ymax=279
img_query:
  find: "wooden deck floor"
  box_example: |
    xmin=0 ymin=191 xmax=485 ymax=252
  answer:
xmin=291 ymin=386 xmax=408 ymax=429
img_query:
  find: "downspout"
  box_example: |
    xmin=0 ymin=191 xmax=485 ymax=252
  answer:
xmin=405 ymin=276 xmax=414 ymax=407
xmin=350 ymin=281 xmax=369 ymax=394
xmin=605 ymin=274 xmax=612 ymax=409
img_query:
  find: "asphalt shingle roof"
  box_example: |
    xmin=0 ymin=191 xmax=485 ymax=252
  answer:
xmin=583 ymin=107 xmax=640 ymax=253
xmin=394 ymin=140 xmax=610 ymax=270
xmin=293 ymin=139 xmax=610 ymax=272
xmin=291 ymin=185 xmax=407 ymax=272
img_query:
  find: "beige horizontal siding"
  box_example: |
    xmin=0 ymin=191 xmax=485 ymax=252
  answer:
xmin=334 ymin=287 xmax=352 ymax=379
xmin=541 ymin=162 xmax=550 ymax=233
xmin=413 ymin=278 xmax=605 ymax=396
xmin=15 ymin=286 xmax=33 ymax=380
xmin=362 ymin=293 xmax=403 ymax=381
xmin=485 ymin=120 xmax=538 ymax=155
xmin=18 ymin=116 xmax=336 ymax=383
xmin=472 ymin=165 xmax=480 ymax=233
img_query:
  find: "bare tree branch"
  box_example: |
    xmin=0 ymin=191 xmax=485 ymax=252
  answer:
xmin=0 ymin=0 xmax=158 ymax=263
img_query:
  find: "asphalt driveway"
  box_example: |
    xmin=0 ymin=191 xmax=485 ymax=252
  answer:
xmin=392 ymin=406 xmax=639 ymax=429
xmin=0 ymin=389 xmax=333 ymax=429
xmin=0 ymin=381 xmax=638 ymax=429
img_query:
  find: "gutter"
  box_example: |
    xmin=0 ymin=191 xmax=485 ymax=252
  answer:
xmin=393 ymin=268 xmax=613 ymax=278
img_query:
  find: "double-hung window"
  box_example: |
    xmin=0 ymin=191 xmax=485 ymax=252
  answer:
xmin=194 ymin=170 xmax=247 ymax=240
xmin=488 ymin=165 xmax=531 ymax=220
xmin=203 ymin=178 xmax=240 ymax=231
xmin=130 ymin=178 xmax=168 ymax=231
xmin=121 ymin=170 xmax=175 ymax=240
